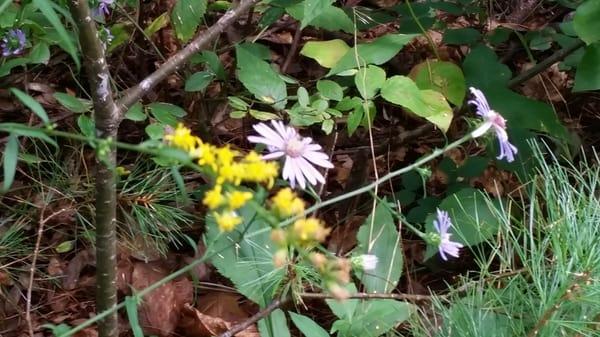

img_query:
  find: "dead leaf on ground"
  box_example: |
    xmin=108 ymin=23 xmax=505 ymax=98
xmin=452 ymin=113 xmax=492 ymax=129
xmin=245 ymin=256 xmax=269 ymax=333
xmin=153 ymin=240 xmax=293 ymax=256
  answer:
xmin=328 ymin=215 xmax=364 ymax=255
xmin=63 ymin=249 xmax=95 ymax=290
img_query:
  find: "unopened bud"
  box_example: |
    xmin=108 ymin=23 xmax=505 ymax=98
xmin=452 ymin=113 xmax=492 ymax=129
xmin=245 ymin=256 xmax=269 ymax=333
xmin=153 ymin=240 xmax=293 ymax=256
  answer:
xmin=310 ymin=252 xmax=327 ymax=271
xmin=273 ymin=249 xmax=288 ymax=268
xmin=270 ymin=229 xmax=287 ymax=246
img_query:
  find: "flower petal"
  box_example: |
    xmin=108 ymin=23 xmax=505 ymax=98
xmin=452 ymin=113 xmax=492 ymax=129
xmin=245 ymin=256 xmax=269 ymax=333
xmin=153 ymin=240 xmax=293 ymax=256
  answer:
xmin=303 ymin=151 xmax=334 ymax=168
xmin=247 ymin=135 xmax=285 ymax=149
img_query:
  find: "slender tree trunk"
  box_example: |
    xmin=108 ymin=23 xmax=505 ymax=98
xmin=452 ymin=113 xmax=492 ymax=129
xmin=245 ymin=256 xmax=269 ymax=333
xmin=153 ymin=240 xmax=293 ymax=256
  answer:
xmin=69 ymin=2 xmax=120 ymax=337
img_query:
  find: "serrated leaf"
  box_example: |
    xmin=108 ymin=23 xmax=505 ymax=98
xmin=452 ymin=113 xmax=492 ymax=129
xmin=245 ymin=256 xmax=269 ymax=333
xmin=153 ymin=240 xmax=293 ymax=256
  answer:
xmin=410 ymin=60 xmax=466 ymax=106
xmin=328 ymin=34 xmax=417 ymax=75
xmin=424 ymin=188 xmax=503 ymax=260
xmin=2 ymin=134 xmax=19 ymax=192
xmin=316 ymin=80 xmax=343 ymax=101
xmin=184 ymin=71 xmax=214 ymax=92
xmin=289 ymin=312 xmax=329 ymax=337
xmin=53 ymin=92 xmax=92 ymax=113
xmin=11 ymin=88 xmax=50 ymax=124
xmin=300 ymin=39 xmax=351 ymax=68
xmin=124 ymin=103 xmax=146 ymax=121
xmin=355 ymin=201 xmax=402 ymax=293
xmin=355 ymin=65 xmax=386 ymax=100
xmin=171 ymin=0 xmax=207 ymax=42
xmin=33 ymin=0 xmax=79 ymax=68
xmin=77 ymin=115 xmax=95 ymax=138
xmin=574 ymin=0 xmax=600 ymax=44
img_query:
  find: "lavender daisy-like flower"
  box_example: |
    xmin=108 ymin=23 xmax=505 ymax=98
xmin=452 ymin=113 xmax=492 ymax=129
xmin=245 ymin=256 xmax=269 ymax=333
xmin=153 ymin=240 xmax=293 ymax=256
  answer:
xmin=1 ymin=29 xmax=26 ymax=57
xmin=248 ymin=120 xmax=334 ymax=189
xmin=93 ymin=0 xmax=114 ymax=17
xmin=468 ymin=87 xmax=518 ymax=163
xmin=433 ymin=209 xmax=463 ymax=261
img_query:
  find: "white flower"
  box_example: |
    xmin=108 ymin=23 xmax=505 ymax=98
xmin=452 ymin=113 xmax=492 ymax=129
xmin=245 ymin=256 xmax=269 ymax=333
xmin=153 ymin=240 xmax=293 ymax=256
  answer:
xmin=359 ymin=254 xmax=378 ymax=270
xmin=468 ymin=87 xmax=518 ymax=163
xmin=433 ymin=209 xmax=464 ymax=261
xmin=248 ymin=121 xmax=334 ymax=189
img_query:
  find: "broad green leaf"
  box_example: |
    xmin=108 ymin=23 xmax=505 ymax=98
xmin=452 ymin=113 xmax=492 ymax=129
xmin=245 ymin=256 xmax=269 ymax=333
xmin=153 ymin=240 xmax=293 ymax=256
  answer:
xmin=184 ymin=71 xmax=215 ymax=92
xmin=144 ymin=12 xmax=170 ymax=37
xmin=230 ymin=110 xmax=247 ymax=118
xmin=205 ymin=190 xmax=284 ymax=307
xmin=148 ymin=102 xmax=187 ymax=121
xmin=53 ymin=92 xmax=92 ymax=113
xmin=380 ymin=76 xmax=428 ymax=115
xmin=259 ymin=309 xmax=290 ymax=337
xmin=77 ymin=115 xmax=95 ymax=138
xmin=333 ymin=299 xmax=414 ymax=337
xmin=329 ymin=34 xmax=417 ymax=75
xmin=0 ymin=57 xmax=29 ymax=77
xmin=300 ymin=0 xmax=333 ymax=28
xmin=355 ymin=201 xmax=402 ymax=293
xmin=443 ymin=27 xmax=481 ymax=45
xmin=192 ymin=50 xmax=226 ymax=80
xmin=0 ymin=123 xmax=57 ymax=147
xmin=355 ymin=65 xmax=386 ymax=100
xmin=33 ymin=0 xmax=79 ymax=68
xmin=11 ymin=88 xmax=50 ymax=124
xmin=574 ymin=0 xmax=600 ymax=44
xmin=28 ymin=42 xmax=50 ymax=64
xmin=411 ymin=60 xmax=466 ymax=106
xmin=297 ymin=87 xmax=310 ymax=107
xmin=236 ymin=43 xmax=287 ymax=109
xmin=289 ymin=312 xmax=329 ymax=337
xmin=395 ymin=2 xmax=436 ymax=34
xmin=171 ymin=0 xmax=207 ymax=42
xmin=321 ymin=118 xmax=334 ymax=134
xmin=347 ymin=105 xmax=364 ymax=136
xmin=287 ymin=2 xmax=353 ymax=33
xmin=0 ymin=1 xmax=18 ymax=28
xmin=317 ymin=80 xmax=344 ymax=101
xmin=107 ymin=22 xmax=133 ymax=52
xmin=145 ymin=123 xmax=165 ymax=140
xmin=249 ymin=109 xmax=279 ymax=121
xmin=2 ymin=134 xmax=19 ymax=192
xmin=419 ymin=89 xmax=453 ymax=132
xmin=326 ymin=283 xmax=359 ymax=319
xmin=124 ymin=103 xmax=147 ymax=121
xmin=424 ymin=188 xmax=504 ymax=260
xmin=300 ymin=39 xmax=351 ymax=68
xmin=462 ymin=45 xmax=511 ymax=88
xmin=574 ymin=43 xmax=600 ymax=92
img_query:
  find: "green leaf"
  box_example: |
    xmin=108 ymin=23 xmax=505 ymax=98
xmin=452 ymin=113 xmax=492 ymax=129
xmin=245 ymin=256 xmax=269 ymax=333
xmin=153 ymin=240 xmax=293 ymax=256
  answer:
xmin=380 ymin=76 xmax=428 ymax=115
xmin=28 ymin=42 xmax=50 ymax=64
xmin=355 ymin=201 xmax=402 ymax=293
xmin=347 ymin=105 xmax=364 ymax=136
xmin=148 ymin=102 xmax=187 ymax=125
xmin=574 ymin=0 xmax=600 ymax=44
xmin=194 ymin=50 xmax=226 ymax=80
xmin=124 ymin=103 xmax=147 ymax=121
xmin=0 ymin=57 xmax=29 ymax=77
xmin=0 ymin=123 xmax=57 ymax=147
xmin=289 ymin=312 xmax=329 ymax=337
xmin=443 ymin=28 xmax=481 ymax=45
xmin=419 ymin=90 xmax=453 ymax=133
xmin=171 ymin=0 xmax=207 ymax=42
xmin=297 ymin=87 xmax=310 ymax=107
xmin=329 ymin=34 xmax=417 ymax=75
xmin=2 ymin=134 xmax=19 ymax=192
xmin=304 ymin=5 xmax=353 ymax=33
xmin=205 ymin=191 xmax=284 ymax=307
xmin=230 ymin=110 xmax=247 ymax=118
xmin=144 ymin=12 xmax=170 ymax=37
xmin=395 ymin=2 xmax=435 ymax=34
xmin=77 ymin=115 xmax=95 ymax=138
xmin=53 ymin=92 xmax=92 ymax=113
xmin=355 ymin=65 xmax=386 ymax=100
xmin=574 ymin=43 xmax=600 ymax=92
xmin=42 ymin=323 xmax=72 ymax=337
xmin=249 ymin=109 xmax=279 ymax=121
xmin=11 ymin=88 xmax=50 ymax=124
xmin=300 ymin=39 xmax=351 ymax=68
xmin=236 ymin=43 xmax=287 ymax=110
xmin=333 ymin=299 xmax=414 ymax=337
xmin=462 ymin=45 xmax=511 ymax=88
xmin=411 ymin=60 xmax=466 ymax=106
xmin=326 ymin=283 xmax=359 ymax=319
xmin=55 ymin=240 xmax=75 ymax=253
xmin=125 ymin=297 xmax=144 ymax=337
xmin=259 ymin=309 xmax=290 ymax=337
xmin=184 ymin=71 xmax=215 ymax=92
xmin=321 ymin=118 xmax=334 ymax=134
xmin=145 ymin=123 xmax=165 ymax=140
xmin=33 ymin=0 xmax=79 ymax=69
xmin=300 ymin=0 xmax=333 ymax=28
xmin=317 ymin=80 xmax=344 ymax=101
xmin=424 ymin=188 xmax=504 ymax=260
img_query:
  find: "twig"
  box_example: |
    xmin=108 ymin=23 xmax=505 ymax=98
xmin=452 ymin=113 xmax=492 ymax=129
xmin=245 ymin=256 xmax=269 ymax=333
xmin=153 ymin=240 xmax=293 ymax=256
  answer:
xmin=281 ymin=23 xmax=302 ymax=74
xmin=216 ymin=297 xmax=288 ymax=337
xmin=508 ymin=39 xmax=586 ymax=88
xmin=26 ymin=206 xmax=68 ymax=337
xmin=299 ymin=291 xmax=436 ymax=302
xmin=116 ymin=0 xmax=257 ymax=115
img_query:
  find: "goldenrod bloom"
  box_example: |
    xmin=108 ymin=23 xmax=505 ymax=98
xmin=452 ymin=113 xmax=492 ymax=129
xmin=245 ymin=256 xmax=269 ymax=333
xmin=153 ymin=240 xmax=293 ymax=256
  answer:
xmin=214 ymin=211 xmax=242 ymax=232
xmin=271 ymin=188 xmax=305 ymax=218
xmin=197 ymin=143 xmax=218 ymax=171
xmin=227 ymin=190 xmax=253 ymax=210
xmin=203 ymin=184 xmax=224 ymax=209
xmin=293 ymin=217 xmax=330 ymax=245
xmin=165 ymin=124 xmax=200 ymax=153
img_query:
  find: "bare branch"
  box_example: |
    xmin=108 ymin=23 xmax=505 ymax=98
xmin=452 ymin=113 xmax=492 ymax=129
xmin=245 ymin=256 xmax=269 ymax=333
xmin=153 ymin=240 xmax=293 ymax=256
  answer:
xmin=116 ymin=0 xmax=257 ymax=115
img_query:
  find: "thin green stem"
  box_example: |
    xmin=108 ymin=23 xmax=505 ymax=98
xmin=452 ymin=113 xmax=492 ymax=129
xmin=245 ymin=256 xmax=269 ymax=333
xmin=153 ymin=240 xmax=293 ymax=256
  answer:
xmin=405 ymin=0 xmax=440 ymax=60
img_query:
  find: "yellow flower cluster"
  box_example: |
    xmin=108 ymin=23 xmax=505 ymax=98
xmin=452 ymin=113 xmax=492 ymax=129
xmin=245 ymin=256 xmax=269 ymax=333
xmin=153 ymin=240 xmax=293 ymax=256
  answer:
xmin=165 ymin=124 xmax=280 ymax=232
xmin=292 ymin=217 xmax=330 ymax=246
xmin=270 ymin=188 xmax=305 ymax=218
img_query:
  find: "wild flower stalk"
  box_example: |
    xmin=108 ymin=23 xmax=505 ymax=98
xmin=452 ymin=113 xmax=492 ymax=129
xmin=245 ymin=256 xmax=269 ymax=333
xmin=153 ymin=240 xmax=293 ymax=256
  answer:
xmin=469 ymin=87 xmax=518 ymax=162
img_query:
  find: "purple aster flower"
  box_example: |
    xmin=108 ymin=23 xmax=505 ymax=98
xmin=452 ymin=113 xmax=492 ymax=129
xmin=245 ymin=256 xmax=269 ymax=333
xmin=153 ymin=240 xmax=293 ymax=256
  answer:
xmin=248 ymin=120 xmax=334 ymax=189
xmin=468 ymin=87 xmax=518 ymax=163
xmin=93 ymin=0 xmax=114 ymax=17
xmin=433 ymin=209 xmax=463 ymax=261
xmin=1 ymin=29 xmax=27 ymax=57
